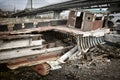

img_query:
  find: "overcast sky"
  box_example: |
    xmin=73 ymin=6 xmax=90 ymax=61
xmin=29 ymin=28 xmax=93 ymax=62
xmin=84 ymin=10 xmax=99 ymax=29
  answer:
xmin=0 ymin=0 xmax=70 ymax=11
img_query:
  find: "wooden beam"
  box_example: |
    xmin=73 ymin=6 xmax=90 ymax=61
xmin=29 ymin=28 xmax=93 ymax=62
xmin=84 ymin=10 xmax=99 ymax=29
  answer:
xmin=0 ymin=46 xmax=72 ymax=61
xmin=0 ymin=39 xmax=43 ymax=50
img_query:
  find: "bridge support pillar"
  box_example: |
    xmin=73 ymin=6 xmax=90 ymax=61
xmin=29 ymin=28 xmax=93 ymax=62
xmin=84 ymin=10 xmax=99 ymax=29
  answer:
xmin=108 ymin=4 xmax=120 ymax=13
xmin=53 ymin=11 xmax=62 ymax=19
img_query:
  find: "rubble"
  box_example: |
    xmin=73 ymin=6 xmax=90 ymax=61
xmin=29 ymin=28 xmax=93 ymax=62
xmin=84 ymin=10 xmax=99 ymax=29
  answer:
xmin=1 ymin=44 xmax=120 ymax=80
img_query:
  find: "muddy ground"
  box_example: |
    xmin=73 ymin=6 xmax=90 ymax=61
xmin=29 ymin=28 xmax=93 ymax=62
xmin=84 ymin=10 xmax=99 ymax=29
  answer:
xmin=0 ymin=44 xmax=120 ymax=80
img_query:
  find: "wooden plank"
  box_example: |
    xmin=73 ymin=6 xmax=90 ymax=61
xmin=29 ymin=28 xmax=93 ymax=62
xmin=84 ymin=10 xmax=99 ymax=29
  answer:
xmin=0 ymin=46 xmax=72 ymax=61
xmin=7 ymin=52 xmax=61 ymax=69
xmin=0 ymin=26 xmax=109 ymax=37
xmin=0 ymin=38 xmax=44 ymax=50
xmin=0 ymin=34 xmax=42 ymax=40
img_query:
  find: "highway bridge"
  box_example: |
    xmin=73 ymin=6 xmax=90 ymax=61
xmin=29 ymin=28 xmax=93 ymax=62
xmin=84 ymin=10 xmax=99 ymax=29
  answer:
xmin=12 ymin=0 xmax=120 ymax=17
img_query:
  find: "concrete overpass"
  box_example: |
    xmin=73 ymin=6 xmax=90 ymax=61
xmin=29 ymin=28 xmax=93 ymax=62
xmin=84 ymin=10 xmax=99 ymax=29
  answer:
xmin=12 ymin=0 xmax=120 ymax=17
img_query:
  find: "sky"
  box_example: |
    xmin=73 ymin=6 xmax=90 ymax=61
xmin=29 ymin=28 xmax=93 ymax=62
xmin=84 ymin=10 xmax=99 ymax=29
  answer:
xmin=0 ymin=0 xmax=70 ymax=11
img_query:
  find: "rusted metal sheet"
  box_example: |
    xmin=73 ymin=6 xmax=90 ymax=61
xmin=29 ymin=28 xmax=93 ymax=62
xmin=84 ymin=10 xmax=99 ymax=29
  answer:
xmin=67 ymin=10 xmax=76 ymax=28
xmin=66 ymin=11 xmax=106 ymax=31
xmin=92 ymin=20 xmax=103 ymax=30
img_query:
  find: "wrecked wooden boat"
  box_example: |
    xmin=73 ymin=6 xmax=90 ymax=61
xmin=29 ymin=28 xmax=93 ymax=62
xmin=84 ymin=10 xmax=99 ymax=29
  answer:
xmin=0 ymin=10 xmax=109 ymax=75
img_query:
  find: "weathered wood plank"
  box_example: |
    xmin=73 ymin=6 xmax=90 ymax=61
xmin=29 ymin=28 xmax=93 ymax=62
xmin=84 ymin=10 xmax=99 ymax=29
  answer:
xmin=0 ymin=39 xmax=44 ymax=50
xmin=0 ymin=46 xmax=72 ymax=61
xmin=0 ymin=34 xmax=42 ymax=40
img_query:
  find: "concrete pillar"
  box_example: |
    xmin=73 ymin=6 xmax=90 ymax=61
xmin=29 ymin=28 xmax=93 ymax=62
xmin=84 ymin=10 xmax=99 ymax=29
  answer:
xmin=108 ymin=4 xmax=120 ymax=13
xmin=53 ymin=10 xmax=62 ymax=19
